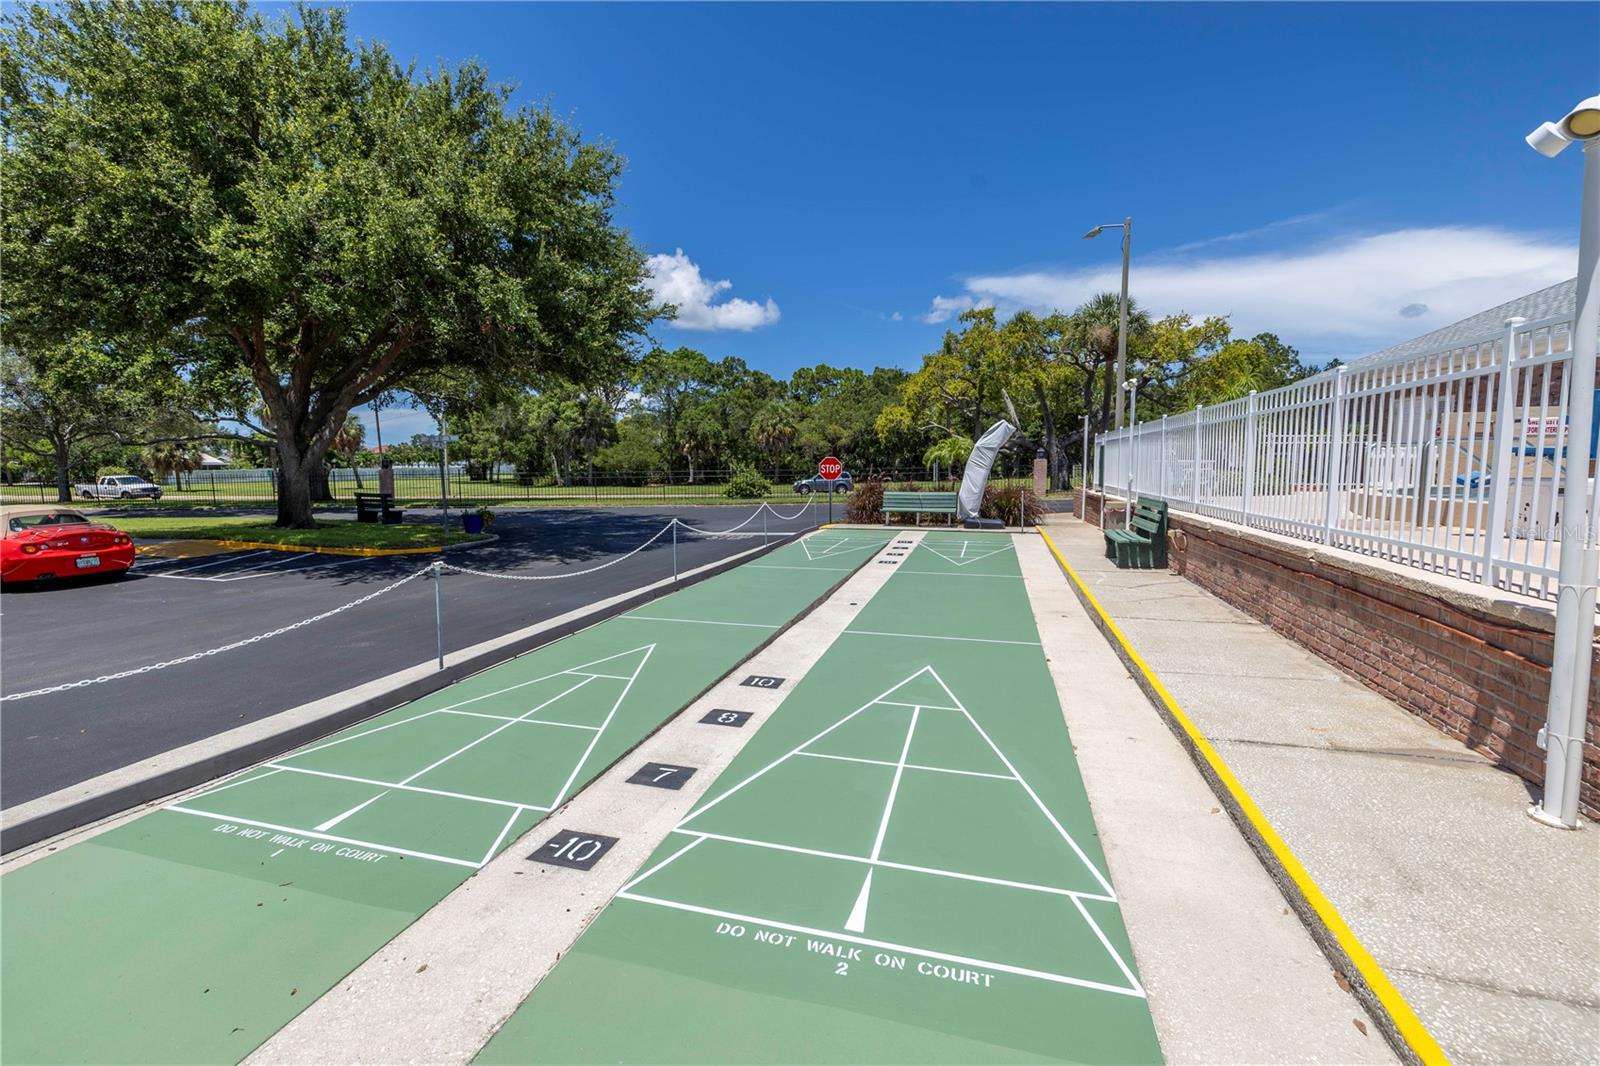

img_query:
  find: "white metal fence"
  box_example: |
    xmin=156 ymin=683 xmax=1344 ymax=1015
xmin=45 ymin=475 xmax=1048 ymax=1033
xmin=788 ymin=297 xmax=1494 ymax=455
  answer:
xmin=1097 ymin=311 xmax=1598 ymax=601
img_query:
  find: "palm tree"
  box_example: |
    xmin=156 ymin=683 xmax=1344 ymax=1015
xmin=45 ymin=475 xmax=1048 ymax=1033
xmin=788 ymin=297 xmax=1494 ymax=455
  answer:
xmin=141 ymin=440 xmax=200 ymax=492
xmin=923 ymin=436 xmax=974 ymax=486
xmin=329 ymin=415 xmax=366 ymax=489
xmin=751 ymin=402 xmax=798 ymax=480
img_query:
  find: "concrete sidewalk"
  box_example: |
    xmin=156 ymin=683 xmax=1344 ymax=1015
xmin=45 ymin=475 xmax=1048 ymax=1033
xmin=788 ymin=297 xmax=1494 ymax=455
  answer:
xmin=1043 ymin=514 xmax=1600 ymax=1065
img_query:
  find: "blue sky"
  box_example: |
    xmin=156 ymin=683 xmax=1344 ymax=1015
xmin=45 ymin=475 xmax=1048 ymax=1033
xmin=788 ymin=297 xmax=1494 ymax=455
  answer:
xmin=323 ymin=2 xmax=1596 ymax=442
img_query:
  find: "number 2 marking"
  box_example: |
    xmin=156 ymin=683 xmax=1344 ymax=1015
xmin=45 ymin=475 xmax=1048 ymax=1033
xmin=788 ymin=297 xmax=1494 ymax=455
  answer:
xmin=834 ymin=962 xmax=849 ymax=976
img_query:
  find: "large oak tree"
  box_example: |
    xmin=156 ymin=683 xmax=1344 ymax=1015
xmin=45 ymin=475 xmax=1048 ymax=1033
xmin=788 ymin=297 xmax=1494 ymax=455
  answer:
xmin=3 ymin=2 xmax=657 ymax=525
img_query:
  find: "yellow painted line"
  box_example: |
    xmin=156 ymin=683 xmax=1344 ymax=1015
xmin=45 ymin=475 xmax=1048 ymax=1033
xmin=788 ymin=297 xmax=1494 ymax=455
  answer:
xmin=209 ymin=538 xmax=443 ymax=557
xmin=1036 ymin=523 xmax=1450 ymax=1066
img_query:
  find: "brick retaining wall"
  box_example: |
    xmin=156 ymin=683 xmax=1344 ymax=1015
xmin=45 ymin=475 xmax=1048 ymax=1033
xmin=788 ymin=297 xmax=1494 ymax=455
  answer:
xmin=1076 ymin=488 xmax=1600 ymax=820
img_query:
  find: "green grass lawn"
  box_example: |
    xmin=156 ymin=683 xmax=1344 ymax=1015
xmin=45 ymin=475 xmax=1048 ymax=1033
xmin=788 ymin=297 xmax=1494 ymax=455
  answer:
xmin=108 ymin=515 xmax=488 ymax=550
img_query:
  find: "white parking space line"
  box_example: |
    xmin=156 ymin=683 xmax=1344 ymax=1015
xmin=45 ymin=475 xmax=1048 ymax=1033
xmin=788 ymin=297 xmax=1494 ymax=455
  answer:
xmin=160 ymin=550 xmax=273 ymax=575
xmin=141 ymin=550 xmax=377 ymax=582
xmin=211 ymin=552 xmax=313 ymax=578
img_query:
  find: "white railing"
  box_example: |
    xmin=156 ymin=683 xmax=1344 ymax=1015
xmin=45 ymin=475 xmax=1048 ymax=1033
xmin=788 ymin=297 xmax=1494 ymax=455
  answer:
xmin=1098 ymin=312 xmax=1596 ymax=601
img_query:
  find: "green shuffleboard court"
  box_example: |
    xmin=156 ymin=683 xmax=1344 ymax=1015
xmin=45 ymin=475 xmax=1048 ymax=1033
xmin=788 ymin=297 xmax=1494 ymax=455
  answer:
xmin=0 ymin=530 xmax=891 ymax=1066
xmin=477 ymin=531 xmax=1164 ymax=1065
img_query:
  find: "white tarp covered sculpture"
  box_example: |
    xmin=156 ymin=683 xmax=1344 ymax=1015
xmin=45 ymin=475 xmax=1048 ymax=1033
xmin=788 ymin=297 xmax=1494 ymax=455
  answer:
xmin=957 ymin=419 xmax=1017 ymax=520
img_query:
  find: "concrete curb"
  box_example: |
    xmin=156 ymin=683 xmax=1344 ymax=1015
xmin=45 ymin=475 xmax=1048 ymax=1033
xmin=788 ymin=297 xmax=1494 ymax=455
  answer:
xmin=0 ymin=536 xmax=794 ymax=855
xmin=1036 ymin=524 xmax=1449 ymax=1066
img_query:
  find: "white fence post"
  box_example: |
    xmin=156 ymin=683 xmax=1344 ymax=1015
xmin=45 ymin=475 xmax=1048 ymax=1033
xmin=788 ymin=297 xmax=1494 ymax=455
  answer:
xmin=1322 ymin=368 xmax=1349 ymax=545
xmin=1192 ymin=405 xmax=1203 ymax=509
xmin=1242 ymin=390 xmax=1259 ymax=524
xmin=1160 ymin=415 xmax=1169 ymax=499
xmin=1481 ymin=318 xmax=1525 ymax=586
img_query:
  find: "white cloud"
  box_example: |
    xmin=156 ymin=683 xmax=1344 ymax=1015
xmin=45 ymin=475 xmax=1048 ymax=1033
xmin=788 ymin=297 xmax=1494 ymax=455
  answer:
xmin=889 ymin=311 xmax=904 ymax=322
xmin=918 ymin=293 xmax=982 ymax=324
xmin=646 ymin=248 xmax=780 ymax=331
xmin=921 ymin=227 xmax=1574 ymax=358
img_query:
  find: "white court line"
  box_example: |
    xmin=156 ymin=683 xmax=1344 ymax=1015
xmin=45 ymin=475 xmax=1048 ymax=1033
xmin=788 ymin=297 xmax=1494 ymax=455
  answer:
xmin=479 ymin=807 xmax=528 ymax=867
xmin=185 ymin=766 xmax=284 ymax=804
xmin=869 ymin=705 xmax=919 ymax=862
xmin=620 ymin=834 xmax=708 ymax=893
xmin=619 ymin=616 xmax=778 ymax=629
xmin=162 ymin=550 xmax=272 ymax=575
xmin=679 ymin=668 xmax=944 ymax=827
xmin=437 ymin=709 xmax=599 ymax=731
xmin=935 ymin=680 xmax=1117 ymax=899
xmin=616 ymin=893 xmax=1144 ymax=998
xmin=845 ymin=629 xmax=1041 ymax=647
xmin=845 ymin=869 xmax=874 ymax=933
xmin=795 ymin=750 xmax=1015 ymax=781
xmin=746 ymin=564 xmax=854 ymax=573
xmin=287 ymin=646 xmax=651 ymax=759
xmin=548 ymin=643 xmax=655 ymax=808
xmin=263 ymin=763 xmax=551 ymax=812
xmin=875 ymin=699 xmax=962 ymax=711
xmin=164 ymin=806 xmax=483 ymax=868
xmin=917 ymin=542 xmax=1015 ymax=568
xmin=316 ymin=790 xmax=389 ymax=832
xmin=847 ymin=703 xmax=922 ymax=933
xmin=893 ymin=570 xmax=1021 ymax=580
xmin=671 ymin=829 xmax=1113 ymax=903
xmin=399 ymin=677 xmax=596 ymax=785
xmin=1071 ymin=894 xmax=1146 ymax=996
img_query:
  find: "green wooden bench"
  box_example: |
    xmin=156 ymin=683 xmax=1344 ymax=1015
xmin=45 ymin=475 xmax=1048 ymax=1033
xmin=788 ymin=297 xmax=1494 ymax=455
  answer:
xmin=1104 ymin=497 xmax=1169 ymax=568
xmin=882 ymin=490 xmax=958 ymax=526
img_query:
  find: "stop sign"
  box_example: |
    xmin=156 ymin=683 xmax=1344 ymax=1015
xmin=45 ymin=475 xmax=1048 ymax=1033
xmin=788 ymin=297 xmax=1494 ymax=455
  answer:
xmin=818 ymin=456 xmax=843 ymax=481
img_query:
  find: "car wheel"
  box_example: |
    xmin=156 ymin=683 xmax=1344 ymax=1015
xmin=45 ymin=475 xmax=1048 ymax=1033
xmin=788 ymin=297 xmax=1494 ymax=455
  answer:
xmin=80 ymin=491 xmax=94 ymax=500
xmin=120 ymin=491 xmax=132 ymax=499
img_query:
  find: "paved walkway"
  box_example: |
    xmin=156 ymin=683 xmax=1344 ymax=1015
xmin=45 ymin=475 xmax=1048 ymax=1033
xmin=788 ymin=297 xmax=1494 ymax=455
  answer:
xmin=1044 ymin=514 xmax=1600 ymax=1065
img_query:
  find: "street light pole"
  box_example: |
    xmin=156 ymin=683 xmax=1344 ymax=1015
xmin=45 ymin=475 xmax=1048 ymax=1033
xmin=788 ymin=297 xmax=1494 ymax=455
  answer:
xmin=1526 ymin=96 xmax=1600 ymax=829
xmin=1117 ymin=217 xmax=1132 ymax=429
xmin=1084 ymin=217 xmax=1133 ymax=429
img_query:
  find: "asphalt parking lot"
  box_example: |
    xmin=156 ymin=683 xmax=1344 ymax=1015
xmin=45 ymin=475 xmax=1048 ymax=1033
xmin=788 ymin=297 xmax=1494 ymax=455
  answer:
xmin=0 ymin=505 xmax=824 ymax=807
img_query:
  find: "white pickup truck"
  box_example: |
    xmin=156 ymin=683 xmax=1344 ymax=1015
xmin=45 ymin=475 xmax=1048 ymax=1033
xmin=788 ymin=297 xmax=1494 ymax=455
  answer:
xmin=74 ymin=475 xmax=163 ymax=500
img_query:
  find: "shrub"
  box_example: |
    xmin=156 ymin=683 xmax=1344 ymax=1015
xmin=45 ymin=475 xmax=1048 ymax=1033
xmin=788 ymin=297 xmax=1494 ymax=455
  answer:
xmin=724 ymin=465 xmax=772 ymax=499
xmin=95 ymin=465 xmax=129 ymax=479
xmin=980 ymin=483 xmax=1043 ymax=526
xmin=845 ymin=477 xmax=886 ymax=523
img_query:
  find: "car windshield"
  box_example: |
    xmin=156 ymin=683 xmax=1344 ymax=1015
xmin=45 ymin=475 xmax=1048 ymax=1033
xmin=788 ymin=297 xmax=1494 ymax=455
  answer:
xmin=9 ymin=513 xmax=91 ymax=532
xmin=110 ymin=476 xmax=142 ymax=484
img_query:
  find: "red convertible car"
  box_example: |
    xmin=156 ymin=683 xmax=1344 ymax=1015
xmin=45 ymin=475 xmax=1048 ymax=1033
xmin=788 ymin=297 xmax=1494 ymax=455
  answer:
xmin=1 ymin=506 xmax=135 ymax=584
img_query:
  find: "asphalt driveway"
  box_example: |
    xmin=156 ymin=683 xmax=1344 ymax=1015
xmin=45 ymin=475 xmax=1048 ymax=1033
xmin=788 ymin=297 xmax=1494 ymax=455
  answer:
xmin=0 ymin=505 xmax=821 ymax=807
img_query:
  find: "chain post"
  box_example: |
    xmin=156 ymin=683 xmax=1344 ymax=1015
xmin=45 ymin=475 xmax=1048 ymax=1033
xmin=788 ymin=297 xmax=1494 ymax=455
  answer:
xmin=432 ymin=559 xmax=444 ymax=671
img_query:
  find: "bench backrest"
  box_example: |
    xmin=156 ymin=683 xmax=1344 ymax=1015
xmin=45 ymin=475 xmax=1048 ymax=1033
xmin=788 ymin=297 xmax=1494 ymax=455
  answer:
xmin=883 ymin=491 xmax=958 ymax=511
xmin=1131 ymin=497 xmax=1168 ymax=536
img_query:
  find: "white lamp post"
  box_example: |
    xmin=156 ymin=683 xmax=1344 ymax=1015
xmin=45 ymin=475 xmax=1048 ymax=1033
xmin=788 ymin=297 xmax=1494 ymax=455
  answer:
xmin=1527 ymin=95 xmax=1600 ymax=829
xmin=1085 ymin=217 xmax=1133 ymax=429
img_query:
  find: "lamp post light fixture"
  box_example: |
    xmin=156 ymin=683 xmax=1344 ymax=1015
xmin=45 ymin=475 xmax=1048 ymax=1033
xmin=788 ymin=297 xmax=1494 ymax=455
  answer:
xmin=1085 ymin=216 xmax=1133 ymax=429
xmin=1527 ymin=94 xmax=1600 ymax=830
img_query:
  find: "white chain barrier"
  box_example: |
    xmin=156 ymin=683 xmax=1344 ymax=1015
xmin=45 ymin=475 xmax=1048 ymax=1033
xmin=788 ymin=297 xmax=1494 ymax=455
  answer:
xmin=1 ymin=568 xmax=430 ymax=702
xmin=2 ymin=500 xmax=827 ymax=700
xmin=437 ymin=519 xmax=679 ymax=581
